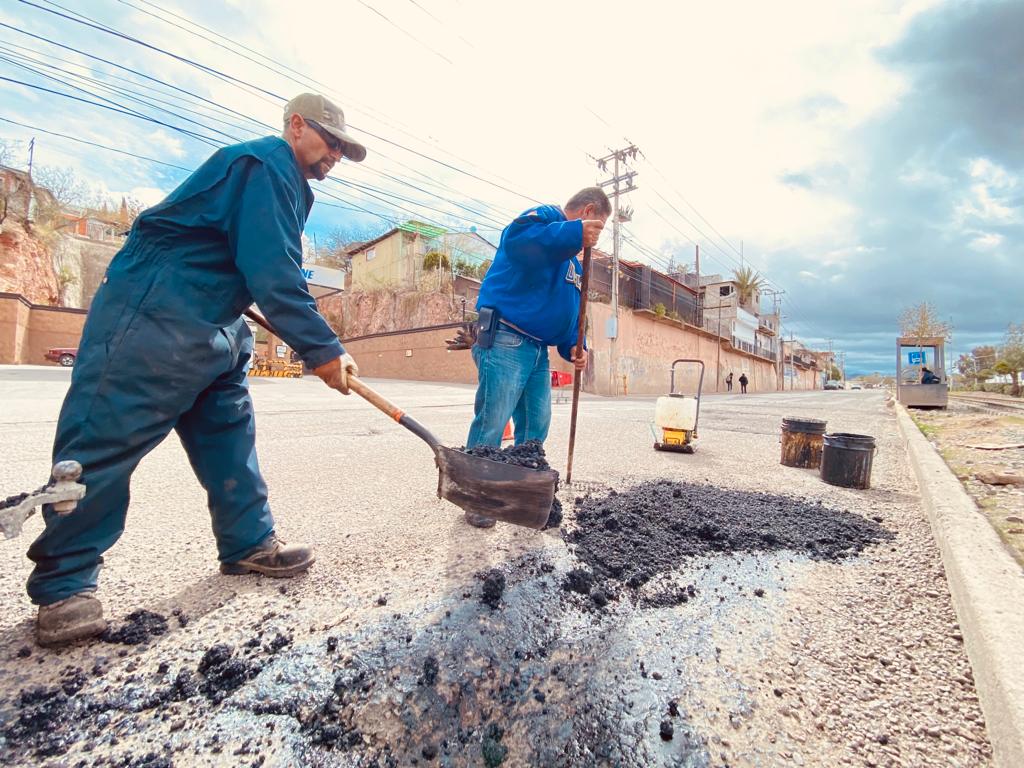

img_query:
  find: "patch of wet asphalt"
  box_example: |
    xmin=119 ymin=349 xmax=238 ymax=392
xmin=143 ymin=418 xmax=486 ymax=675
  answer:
xmin=0 ymin=464 xmax=891 ymax=767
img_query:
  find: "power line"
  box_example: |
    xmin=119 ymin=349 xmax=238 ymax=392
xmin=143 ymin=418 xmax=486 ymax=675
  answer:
xmin=13 ymin=2 xmax=545 ymax=206
xmin=0 ymin=115 xmax=192 ymax=172
xmin=95 ymin=0 xmax=538 ymax=202
xmin=354 ymin=0 xmax=454 ymax=66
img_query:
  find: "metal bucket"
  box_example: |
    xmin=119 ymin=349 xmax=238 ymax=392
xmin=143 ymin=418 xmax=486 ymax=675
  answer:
xmin=820 ymin=432 xmax=876 ymax=489
xmin=780 ymin=417 xmax=827 ymax=469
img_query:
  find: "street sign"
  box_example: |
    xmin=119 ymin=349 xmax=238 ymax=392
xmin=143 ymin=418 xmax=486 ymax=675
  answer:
xmin=300 ymin=264 xmax=345 ymax=291
xmin=908 ymin=350 xmax=923 ymax=365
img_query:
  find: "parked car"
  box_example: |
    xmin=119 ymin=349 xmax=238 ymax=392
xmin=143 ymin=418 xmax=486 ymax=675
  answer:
xmin=45 ymin=347 xmax=78 ymax=367
xmin=850 ymin=384 xmax=863 ymax=390
xmin=823 ymin=380 xmax=842 ymax=390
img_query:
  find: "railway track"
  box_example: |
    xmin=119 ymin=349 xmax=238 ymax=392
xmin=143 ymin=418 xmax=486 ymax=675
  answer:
xmin=948 ymin=392 xmax=1024 ymax=415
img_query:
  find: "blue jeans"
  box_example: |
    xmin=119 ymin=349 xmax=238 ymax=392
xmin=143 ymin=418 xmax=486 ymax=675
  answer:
xmin=467 ymin=329 xmax=551 ymax=448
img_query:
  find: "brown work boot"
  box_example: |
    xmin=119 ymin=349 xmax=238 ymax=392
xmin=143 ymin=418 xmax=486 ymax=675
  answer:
xmin=464 ymin=512 xmax=496 ymax=529
xmin=220 ymin=535 xmax=314 ymax=578
xmin=36 ymin=593 xmax=107 ymax=647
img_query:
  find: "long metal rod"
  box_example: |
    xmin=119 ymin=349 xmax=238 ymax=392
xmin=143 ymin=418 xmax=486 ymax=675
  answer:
xmin=566 ymin=246 xmax=592 ymax=484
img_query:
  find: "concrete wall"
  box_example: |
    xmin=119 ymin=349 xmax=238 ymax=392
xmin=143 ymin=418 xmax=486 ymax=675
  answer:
xmin=0 ymin=294 xmax=31 ymax=364
xmin=329 ymin=304 xmax=824 ymax=398
xmin=585 ymin=302 xmax=785 ymax=396
xmin=342 ymin=324 xmax=478 ymax=384
xmin=0 ymin=293 xmax=88 ymax=364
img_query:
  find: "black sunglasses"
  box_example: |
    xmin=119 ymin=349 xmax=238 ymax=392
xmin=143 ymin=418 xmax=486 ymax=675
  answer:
xmin=305 ymin=119 xmax=344 ymax=155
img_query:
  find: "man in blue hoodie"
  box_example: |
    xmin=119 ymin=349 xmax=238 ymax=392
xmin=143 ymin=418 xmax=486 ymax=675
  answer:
xmin=465 ymin=187 xmax=610 ymax=526
xmin=27 ymin=93 xmax=365 ymax=646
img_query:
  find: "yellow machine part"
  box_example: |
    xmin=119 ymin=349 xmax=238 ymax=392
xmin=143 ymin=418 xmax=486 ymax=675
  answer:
xmin=661 ymin=428 xmax=691 ymax=446
xmin=248 ymin=360 xmax=304 ymax=378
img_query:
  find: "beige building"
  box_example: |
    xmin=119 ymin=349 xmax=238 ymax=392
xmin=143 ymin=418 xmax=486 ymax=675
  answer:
xmin=347 ymin=222 xmax=495 ymax=291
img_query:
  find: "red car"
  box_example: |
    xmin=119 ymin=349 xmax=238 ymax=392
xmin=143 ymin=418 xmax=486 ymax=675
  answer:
xmin=45 ymin=347 xmax=78 ymax=367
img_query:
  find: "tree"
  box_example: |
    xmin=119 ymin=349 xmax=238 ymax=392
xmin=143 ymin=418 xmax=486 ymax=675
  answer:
xmin=998 ymin=323 xmax=1024 ymax=396
xmin=55 ymin=265 xmax=78 ymax=307
xmin=898 ymin=302 xmax=952 ymax=342
xmin=0 ymin=139 xmax=19 ymax=231
xmin=31 ymin=166 xmax=96 ymax=227
xmin=732 ymin=265 xmax=764 ymax=307
xmin=0 ymin=138 xmax=16 ymax=167
xmin=828 ymin=364 xmax=842 ymax=381
xmin=423 ymin=251 xmax=450 ymax=271
xmin=319 ymin=221 xmax=390 ymax=270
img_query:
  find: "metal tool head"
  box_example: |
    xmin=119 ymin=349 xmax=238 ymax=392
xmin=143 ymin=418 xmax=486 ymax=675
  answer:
xmin=434 ymin=446 xmax=557 ymax=529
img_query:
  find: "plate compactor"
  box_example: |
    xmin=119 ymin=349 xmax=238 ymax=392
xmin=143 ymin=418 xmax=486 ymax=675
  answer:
xmin=653 ymin=359 xmax=705 ymax=454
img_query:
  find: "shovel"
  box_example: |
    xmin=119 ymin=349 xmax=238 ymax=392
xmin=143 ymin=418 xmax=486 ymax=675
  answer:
xmin=244 ymin=309 xmax=557 ymax=529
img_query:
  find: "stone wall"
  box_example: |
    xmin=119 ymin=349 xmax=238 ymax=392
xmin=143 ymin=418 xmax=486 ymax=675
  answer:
xmin=0 ymin=227 xmax=59 ymax=306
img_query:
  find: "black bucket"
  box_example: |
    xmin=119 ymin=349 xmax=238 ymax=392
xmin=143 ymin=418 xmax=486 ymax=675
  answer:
xmin=780 ymin=418 xmax=827 ymax=468
xmin=820 ymin=432 xmax=876 ymax=489
xmin=782 ymin=417 xmax=827 ymax=435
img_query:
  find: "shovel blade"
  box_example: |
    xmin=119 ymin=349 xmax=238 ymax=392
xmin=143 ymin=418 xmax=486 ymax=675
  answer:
xmin=434 ymin=446 xmax=557 ymax=529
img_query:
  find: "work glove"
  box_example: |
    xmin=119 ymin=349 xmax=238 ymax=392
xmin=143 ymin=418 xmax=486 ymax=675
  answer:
xmin=314 ymin=353 xmax=359 ymax=395
xmin=445 ymin=322 xmax=478 ymax=351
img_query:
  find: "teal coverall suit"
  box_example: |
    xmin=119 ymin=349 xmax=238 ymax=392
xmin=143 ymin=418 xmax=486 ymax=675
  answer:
xmin=26 ymin=136 xmax=344 ymax=605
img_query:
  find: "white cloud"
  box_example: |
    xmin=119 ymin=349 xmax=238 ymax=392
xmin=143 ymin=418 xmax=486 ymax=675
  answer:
xmin=129 ymin=187 xmax=170 ymax=207
xmin=968 ymin=232 xmax=1004 ymax=251
xmin=143 ymin=130 xmax=187 ymax=160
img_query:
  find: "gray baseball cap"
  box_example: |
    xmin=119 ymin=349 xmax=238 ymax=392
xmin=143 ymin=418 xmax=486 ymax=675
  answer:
xmin=284 ymin=93 xmax=367 ymax=162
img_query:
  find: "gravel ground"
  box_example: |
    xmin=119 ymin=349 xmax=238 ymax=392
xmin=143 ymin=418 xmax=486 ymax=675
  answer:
xmin=0 ymin=369 xmax=994 ymax=766
xmin=910 ymin=403 xmax=1024 ymax=566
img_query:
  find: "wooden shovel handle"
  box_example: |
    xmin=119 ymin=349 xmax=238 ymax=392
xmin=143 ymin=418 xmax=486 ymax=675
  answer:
xmin=566 ymin=246 xmax=592 ymax=484
xmin=346 ymin=376 xmax=406 ymax=422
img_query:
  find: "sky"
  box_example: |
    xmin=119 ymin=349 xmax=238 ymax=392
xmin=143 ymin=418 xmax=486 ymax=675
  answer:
xmin=0 ymin=0 xmax=1021 ymax=374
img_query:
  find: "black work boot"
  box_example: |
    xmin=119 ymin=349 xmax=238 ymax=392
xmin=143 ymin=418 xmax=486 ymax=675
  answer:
xmin=220 ymin=535 xmax=314 ymax=578
xmin=464 ymin=512 xmax=496 ymax=529
xmin=36 ymin=592 xmax=107 ymax=647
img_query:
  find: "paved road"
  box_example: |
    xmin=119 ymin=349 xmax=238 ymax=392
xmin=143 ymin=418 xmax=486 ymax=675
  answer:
xmin=0 ymin=368 xmax=992 ymax=766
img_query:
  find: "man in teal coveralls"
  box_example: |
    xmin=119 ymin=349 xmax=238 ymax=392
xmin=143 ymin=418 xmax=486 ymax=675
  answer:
xmin=27 ymin=94 xmax=365 ymax=646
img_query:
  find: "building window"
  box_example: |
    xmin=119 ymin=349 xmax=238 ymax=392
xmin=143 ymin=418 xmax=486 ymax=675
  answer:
xmin=365 ymin=248 xmax=376 ymax=261
xmin=719 ymin=286 xmax=732 ymax=297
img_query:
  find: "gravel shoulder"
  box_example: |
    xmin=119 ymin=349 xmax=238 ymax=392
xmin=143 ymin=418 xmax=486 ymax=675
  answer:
xmin=909 ymin=404 xmax=1024 ymax=566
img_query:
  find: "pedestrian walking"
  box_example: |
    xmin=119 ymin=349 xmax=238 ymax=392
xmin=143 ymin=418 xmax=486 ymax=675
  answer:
xmin=725 ymin=372 xmax=733 ymax=392
xmin=463 ymin=187 xmax=610 ymax=526
xmin=739 ymin=373 xmax=749 ymax=394
xmin=26 ymin=93 xmax=366 ymax=647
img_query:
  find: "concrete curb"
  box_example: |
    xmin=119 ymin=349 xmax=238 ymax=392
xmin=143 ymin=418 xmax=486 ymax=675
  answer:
xmin=895 ymin=402 xmax=1024 ymax=767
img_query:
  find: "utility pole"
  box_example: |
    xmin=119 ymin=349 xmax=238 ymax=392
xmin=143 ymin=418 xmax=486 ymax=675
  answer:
xmin=789 ymin=332 xmax=795 ymax=391
xmin=694 ymin=244 xmax=700 ymax=292
xmin=595 ymin=144 xmax=639 ymax=395
xmin=763 ymin=289 xmax=785 ymax=390
xmin=27 ymin=137 xmax=35 ymax=177
xmin=716 ymin=301 xmax=723 ymax=392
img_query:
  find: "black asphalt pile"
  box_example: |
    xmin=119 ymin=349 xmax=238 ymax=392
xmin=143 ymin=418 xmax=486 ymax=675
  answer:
xmin=302 ymin=664 xmax=376 ymax=753
xmin=196 ymin=644 xmax=263 ymax=704
xmin=566 ymin=480 xmax=891 ymax=602
xmin=480 ymin=569 xmax=506 ymax=609
xmin=460 ymin=440 xmax=563 ymax=528
xmin=461 ymin=439 xmax=551 ymax=470
xmin=102 ymin=609 xmax=169 ymax=645
xmin=1 ymin=638 xmax=269 ymax=763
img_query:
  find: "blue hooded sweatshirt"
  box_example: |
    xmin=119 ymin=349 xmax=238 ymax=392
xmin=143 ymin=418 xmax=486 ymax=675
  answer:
xmin=476 ymin=204 xmax=584 ymax=362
